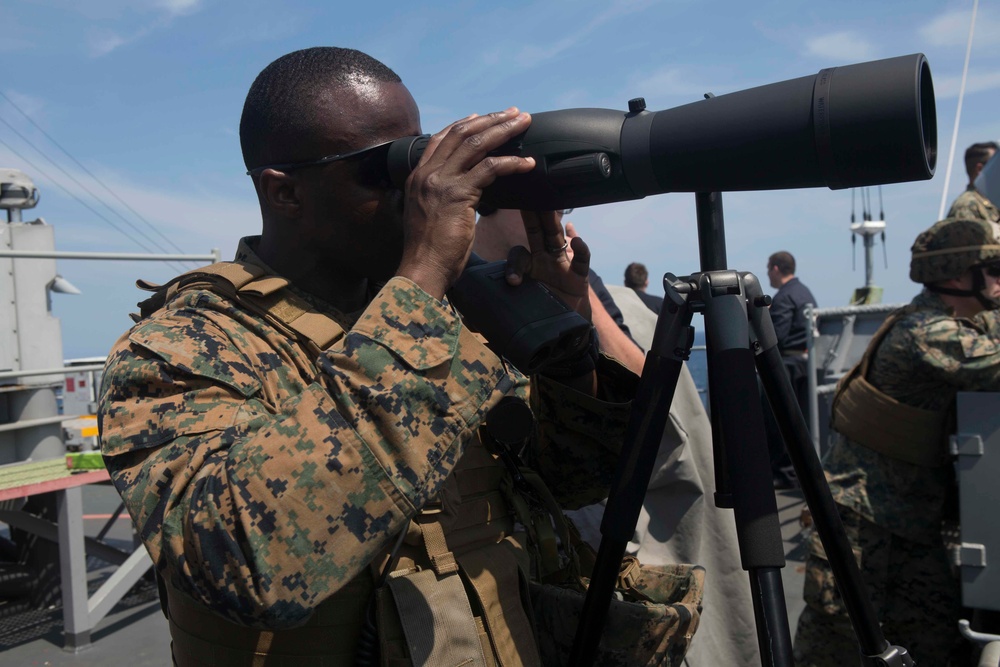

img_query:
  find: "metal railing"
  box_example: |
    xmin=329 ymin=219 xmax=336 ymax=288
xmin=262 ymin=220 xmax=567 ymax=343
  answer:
xmin=0 ymin=364 xmax=105 ymax=381
xmin=0 ymin=361 xmax=107 ymax=433
xmin=0 ymin=249 xmax=221 ymax=262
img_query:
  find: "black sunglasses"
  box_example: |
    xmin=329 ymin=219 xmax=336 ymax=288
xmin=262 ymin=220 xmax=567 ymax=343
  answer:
xmin=246 ymin=139 xmax=395 ymax=188
xmin=982 ymin=264 xmax=1000 ymax=278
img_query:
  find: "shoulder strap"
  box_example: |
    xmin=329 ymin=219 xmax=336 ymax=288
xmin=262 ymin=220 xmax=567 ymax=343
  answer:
xmin=133 ymin=261 xmax=344 ymax=352
xmin=830 ymin=304 xmax=951 ymax=466
xmin=850 ymin=304 xmax=919 ymax=382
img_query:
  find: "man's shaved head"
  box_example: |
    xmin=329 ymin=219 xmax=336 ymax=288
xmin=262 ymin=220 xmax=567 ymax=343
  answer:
xmin=240 ymin=47 xmax=401 ymax=172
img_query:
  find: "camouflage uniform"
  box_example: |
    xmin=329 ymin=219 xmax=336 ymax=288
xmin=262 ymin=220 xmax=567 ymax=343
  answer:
xmin=99 ymin=237 xmax=701 ymax=665
xmin=948 ymin=186 xmax=1000 ymax=239
xmin=793 ymin=288 xmax=1000 ymax=666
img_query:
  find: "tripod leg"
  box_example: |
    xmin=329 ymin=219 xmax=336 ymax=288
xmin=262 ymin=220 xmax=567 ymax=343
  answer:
xmin=700 ymin=270 xmax=793 ymax=666
xmin=747 ymin=273 xmax=913 ymax=667
xmin=568 ymin=279 xmax=694 ymax=667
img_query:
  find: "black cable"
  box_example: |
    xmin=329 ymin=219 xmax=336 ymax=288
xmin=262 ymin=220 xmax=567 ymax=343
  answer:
xmin=0 ymin=114 xmax=193 ymax=271
xmin=0 ymin=136 xmax=187 ymax=273
xmin=0 ymin=91 xmax=190 ymax=256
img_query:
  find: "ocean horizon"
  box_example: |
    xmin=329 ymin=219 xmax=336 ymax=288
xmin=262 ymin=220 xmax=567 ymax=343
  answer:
xmin=687 ymin=329 xmax=709 ymax=408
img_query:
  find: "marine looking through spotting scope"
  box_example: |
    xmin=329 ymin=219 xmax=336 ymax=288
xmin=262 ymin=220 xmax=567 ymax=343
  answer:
xmin=386 ymin=53 xmax=936 ymax=208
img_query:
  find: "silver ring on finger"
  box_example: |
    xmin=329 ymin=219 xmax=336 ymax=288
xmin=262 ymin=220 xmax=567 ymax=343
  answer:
xmin=545 ymin=240 xmax=569 ymax=255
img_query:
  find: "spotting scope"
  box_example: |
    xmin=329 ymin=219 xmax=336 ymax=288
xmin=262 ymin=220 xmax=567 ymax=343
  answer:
xmin=387 ymin=53 xmax=936 ymax=210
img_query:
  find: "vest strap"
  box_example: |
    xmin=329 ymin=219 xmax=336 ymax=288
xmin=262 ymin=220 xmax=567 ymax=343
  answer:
xmin=457 ymin=542 xmax=541 ymax=667
xmin=830 ymin=305 xmax=949 ymax=467
xmin=385 ymin=568 xmax=488 ymax=667
xmin=831 ymin=372 xmax=948 ymax=466
xmin=415 ymin=513 xmax=460 ymax=576
xmin=136 ymin=260 xmax=345 ymax=352
xmin=205 ymin=261 xmax=269 ymax=290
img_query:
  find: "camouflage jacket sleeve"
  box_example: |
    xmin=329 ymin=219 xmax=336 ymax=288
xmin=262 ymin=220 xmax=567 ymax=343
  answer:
xmin=947 ymin=188 xmax=1000 ymax=226
xmin=99 ymin=277 xmax=516 ymax=628
xmin=871 ymin=305 xmax=1000 ymax=410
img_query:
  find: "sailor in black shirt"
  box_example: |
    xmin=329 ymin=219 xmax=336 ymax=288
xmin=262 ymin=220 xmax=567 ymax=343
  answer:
xmin=765 ymin=251 xmax=817 ymax=488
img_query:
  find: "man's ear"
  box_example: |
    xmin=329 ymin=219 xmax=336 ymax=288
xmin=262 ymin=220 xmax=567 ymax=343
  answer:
xmin=258 ymin=169 xmax=302 ymax=218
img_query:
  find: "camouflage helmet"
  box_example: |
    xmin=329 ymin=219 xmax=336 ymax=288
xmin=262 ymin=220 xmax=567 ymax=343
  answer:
xmin=910 ymin=217 xmax=1000 ymax=284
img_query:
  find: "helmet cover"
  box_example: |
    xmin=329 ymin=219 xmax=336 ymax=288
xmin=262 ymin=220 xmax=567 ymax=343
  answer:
xmin=910 ymin=217 xmax=1000 ymax=284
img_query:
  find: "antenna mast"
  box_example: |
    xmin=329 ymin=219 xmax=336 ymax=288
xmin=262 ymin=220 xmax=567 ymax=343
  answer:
xmin=850 ymin=186 xmax=885 ymax=304
xmin=938 ymin=0 xmax=979 ymax=220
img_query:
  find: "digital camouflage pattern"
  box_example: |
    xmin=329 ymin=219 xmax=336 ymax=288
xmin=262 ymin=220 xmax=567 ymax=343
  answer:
xmin=909 ymin=217 xmax=1000 ymax=285
xmin=794 ymin=508 xmax=966 ymax=667
xmin=947 ymin=186 xmax=1000 ymax=239
xmin=828 ymin=289 xmax=1000 ymax=543
xmin=794 ymin=288 xmax=1000 ymax=665
xmin=98 ymin=237 xmax=648 ymax=639
xmin=531 ymin=563 xmax=705 ymax=667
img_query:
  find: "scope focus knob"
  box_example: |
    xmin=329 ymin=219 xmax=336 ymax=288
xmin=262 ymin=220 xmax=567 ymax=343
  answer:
xmin=547 ymin=152 xmax=612 ymax=186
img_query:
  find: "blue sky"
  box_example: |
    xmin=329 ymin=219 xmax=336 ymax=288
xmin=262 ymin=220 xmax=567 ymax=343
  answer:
xmin=2 ymin=0 xmax=999 ymax=359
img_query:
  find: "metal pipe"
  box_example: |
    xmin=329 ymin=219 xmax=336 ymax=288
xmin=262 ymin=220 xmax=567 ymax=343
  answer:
xmin=0 ymin=364 xmax=105 ymax=381
xmin=805 ymin=306 xmax=821 ymax=455
xmin=0 ymin=250 xmax=219 ymax=261
xmin=0 ymin=414 xmax=82 ymax=434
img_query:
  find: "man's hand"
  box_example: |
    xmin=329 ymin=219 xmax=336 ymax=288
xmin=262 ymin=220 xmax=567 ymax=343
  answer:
xmin=396 ymin=108 xmax=535 ymax=300
xmin=504 ymin=211 xmax=592 ymax=322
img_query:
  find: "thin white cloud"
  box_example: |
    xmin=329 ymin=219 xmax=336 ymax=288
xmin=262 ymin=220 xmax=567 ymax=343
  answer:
xmin=919 ymin=8 xmax=1000 ymax=52
xmin=933 ymin=69 xmax=1000 ymax=98
xmin=154 ymin=0 xmax=202 ymax=17
xmin=88 ymin=32 xmax=130 ymax=57
xmin=92 ymin=175 xmax=258 ymax=255
xmin=512 ymin=0 xmax=657 ymax=68
xmin=216 ymin=13 xmax=301 ymax=47
xmin=803 ymin=31 xmax=875 ymax=62
xmin=86 ymin=0 xmax=204 ymax=56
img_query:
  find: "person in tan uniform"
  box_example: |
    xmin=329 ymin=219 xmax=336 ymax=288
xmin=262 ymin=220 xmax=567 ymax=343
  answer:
xmin=98 ymin=47 xmax=703 ymax=666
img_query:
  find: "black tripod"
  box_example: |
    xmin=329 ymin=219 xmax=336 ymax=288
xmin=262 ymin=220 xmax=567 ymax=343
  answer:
xmin=568 ymin=192 xmax=913 ymax=666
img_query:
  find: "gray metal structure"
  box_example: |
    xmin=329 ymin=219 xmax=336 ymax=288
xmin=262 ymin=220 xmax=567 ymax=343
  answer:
xmin=0 ymin=479 xmax=154 ymax=650
xmin=0 ymin=168 xmax=216 ymax=651
xmin=952 ymin=392 xmax=1000 ymax=612
xmin=1 ymin=169 xmax=66 ymax=462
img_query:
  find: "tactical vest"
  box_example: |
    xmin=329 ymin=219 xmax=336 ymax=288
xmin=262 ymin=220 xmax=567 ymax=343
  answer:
xmin=830 ymin=305 xmax=951 ymax=467
xmin=140 ymin=261 xmax=703 ymax=667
